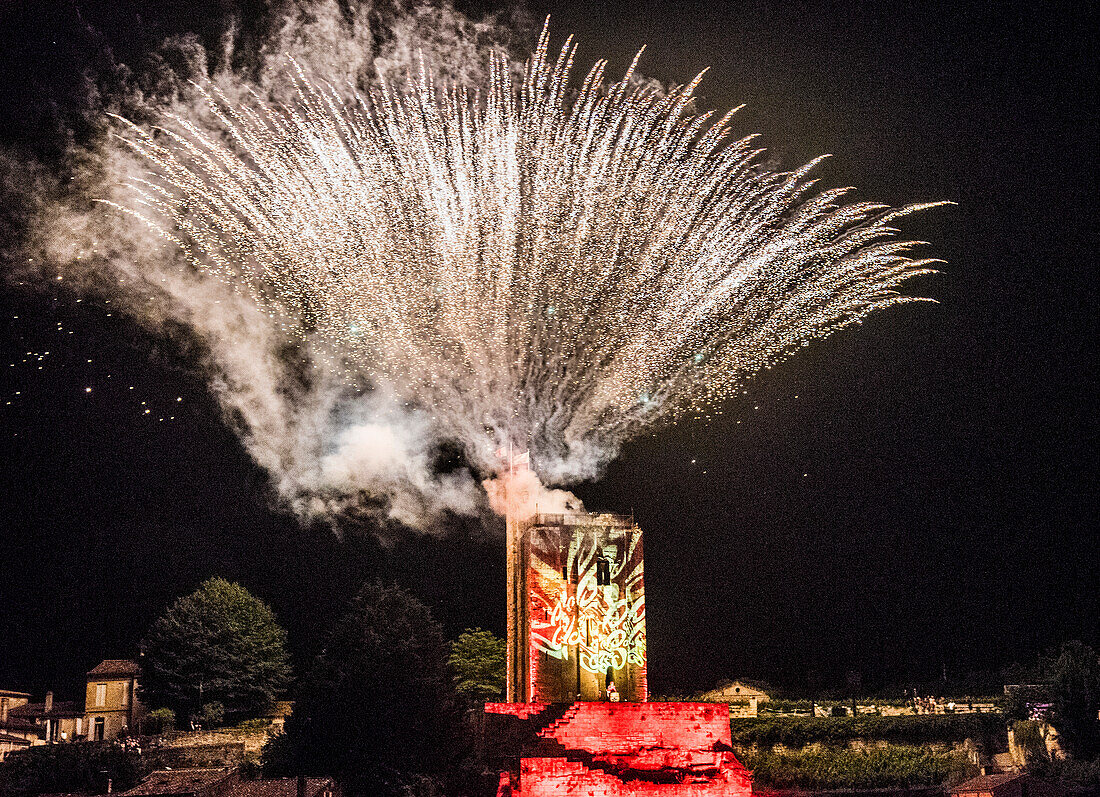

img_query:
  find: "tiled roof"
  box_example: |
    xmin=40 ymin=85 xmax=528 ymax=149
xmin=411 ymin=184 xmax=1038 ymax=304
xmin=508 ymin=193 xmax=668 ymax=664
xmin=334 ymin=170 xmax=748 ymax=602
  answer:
xmin=231 ymin=778 xmax=335 ymax=797
xmin=0 ymin=717 xmax=40 ymax=732
xmin=87 ymin=659 xmax=142 ymax=678
xmin=952 ymin=773 xmax=1027 ymax=792
xmin=9 ymin=700 xmax=83 ymax=719
xmin=0 ymin=731 xmax=33 ymax=745
xmin=0 ymin=689 xmax=31 ymax=699
xmin=120 ymin=768 xmax=236 ymax=796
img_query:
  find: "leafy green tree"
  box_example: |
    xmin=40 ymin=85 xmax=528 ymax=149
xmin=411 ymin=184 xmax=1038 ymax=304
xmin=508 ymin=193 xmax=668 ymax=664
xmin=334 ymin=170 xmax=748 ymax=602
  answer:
xmin=282 ymin=582 xmax=458 ymax=796
xmin=1047 ymin=641 xmax=1100 ymax=758
xmin=143 ymin=707 xmax=176 ymax=735
xmin=448 ymin=628 xmax=505 ymax=707
xmin=197 ymin=701 xmax=225 ymax=728
xmin=141 ymin=577 xmax=291 ymax=723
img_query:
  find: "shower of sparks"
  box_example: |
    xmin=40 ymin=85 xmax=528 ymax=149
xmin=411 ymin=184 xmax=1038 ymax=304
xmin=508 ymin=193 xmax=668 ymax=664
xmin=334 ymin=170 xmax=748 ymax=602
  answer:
xmin=106 ymin=25 xmax=943 ymax=482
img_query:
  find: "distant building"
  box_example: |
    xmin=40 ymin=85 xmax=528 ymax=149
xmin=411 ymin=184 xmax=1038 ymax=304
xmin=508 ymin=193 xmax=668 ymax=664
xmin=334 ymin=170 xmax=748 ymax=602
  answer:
xmin=699 ymin=681 xmax=771 ymax=717
xmin=8 ymin=691 xmax=85 ymax=742
xmin=84 ymin=659 xmax=144 ymax=741
xmin=0 ymin=688 xmax=38 ymax=760
xmin=0 ymin=731 xmax=33 ymax=761
xmin=0 ymin=688 xmax=31 ymax=717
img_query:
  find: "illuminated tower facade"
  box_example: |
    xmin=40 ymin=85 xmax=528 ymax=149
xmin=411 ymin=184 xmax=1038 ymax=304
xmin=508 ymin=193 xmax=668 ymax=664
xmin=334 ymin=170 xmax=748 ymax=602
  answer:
xmin=506 ymin=510 xmax=647 ymax=703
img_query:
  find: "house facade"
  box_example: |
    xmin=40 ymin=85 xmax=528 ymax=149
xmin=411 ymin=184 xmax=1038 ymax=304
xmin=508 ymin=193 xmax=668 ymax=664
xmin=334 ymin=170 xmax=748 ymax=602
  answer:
xmin=84 ymin=659 xmax=144 ymax=741
xmin=699 ymin=680 xmax=771 ymax=717
xmin=1 ymin=688 xmax=38 ymax=760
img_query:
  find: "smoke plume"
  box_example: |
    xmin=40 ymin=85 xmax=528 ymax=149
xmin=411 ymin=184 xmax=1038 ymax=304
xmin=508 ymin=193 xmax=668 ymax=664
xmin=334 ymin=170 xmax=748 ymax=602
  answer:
xmin=6 ymin=0 xmax=552 ymax=531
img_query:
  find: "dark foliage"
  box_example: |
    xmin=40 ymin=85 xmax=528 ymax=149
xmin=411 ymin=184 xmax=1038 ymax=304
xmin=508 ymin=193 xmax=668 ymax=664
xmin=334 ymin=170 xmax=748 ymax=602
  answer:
xmin=1047 ymin=641 xmax=1100 ymax=758
xmin=729 ymin=713 xmax=1006 ymax=749
xmin=1029 ymin=755 xmax=1100 ymax=791
xmin=140 ymin=577 xmax=291 ymax=723
xmin=0 ymin=741 xmax=148 ymax=795
xmin=1002 ymin=685 xmax=1053 ymax=722
xmin=278 ymin=581 xmax=460 ymax=796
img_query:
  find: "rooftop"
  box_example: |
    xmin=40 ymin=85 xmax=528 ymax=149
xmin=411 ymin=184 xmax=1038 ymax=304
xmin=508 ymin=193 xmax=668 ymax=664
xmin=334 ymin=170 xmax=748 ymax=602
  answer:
xmin=0 ymin=716 xmax=40 ymax=732
xmin=120 ymin=768 xmax=236 ymax=797
xmin=9 ymin=700 xmax=83 ymax=719
xmin=87 ymin=659 xmax=142 ymax=678
xmin=952 ymin=773 xmax=1027 ymax=793
xmin=231 ymin=779 xmax=335 ymax=797
xmin=0 ymin=731 xmax=33 ymax=745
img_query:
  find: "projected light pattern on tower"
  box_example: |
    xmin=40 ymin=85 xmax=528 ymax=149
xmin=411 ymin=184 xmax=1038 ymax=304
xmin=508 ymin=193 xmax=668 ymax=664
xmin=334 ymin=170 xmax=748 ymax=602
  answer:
xmin=522 ymin=512 xmax=646 ymax=703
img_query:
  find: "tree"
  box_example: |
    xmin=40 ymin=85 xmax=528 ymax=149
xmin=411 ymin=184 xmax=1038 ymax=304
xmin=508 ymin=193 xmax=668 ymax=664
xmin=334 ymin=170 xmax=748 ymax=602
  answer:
xmin=1047 ymin=641 xmax=1100 ymax=758
xmin=448 ymin=628 xmax=505 ymax=708
xmin=282 ymin=581 xmax=458 ymax=795
xmin=143 ymin=707 xmax=176 ymax=735
xmin=0 ymin=742 xmax=147 ymax=794
xmin=141 ymin=577 xmax=291 ymax=723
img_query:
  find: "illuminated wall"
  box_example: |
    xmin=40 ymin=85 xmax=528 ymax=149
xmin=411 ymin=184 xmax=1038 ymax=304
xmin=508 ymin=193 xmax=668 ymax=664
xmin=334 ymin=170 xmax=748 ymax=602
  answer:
xmin=517 ymin=513 xmax=647 ymax=703
xmin=486 ymin=702 xmax=753 ymax=796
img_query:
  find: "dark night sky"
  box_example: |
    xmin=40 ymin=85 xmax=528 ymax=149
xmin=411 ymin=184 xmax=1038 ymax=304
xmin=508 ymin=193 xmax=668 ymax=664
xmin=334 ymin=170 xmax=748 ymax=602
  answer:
xmin=0 ymin=0 xmax=1096 ymax=702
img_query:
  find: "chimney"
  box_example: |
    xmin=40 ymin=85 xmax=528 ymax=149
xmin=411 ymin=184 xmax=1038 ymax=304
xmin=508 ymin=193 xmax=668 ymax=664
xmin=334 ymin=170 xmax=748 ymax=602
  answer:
xmin=44 ymin=692 xmax=53 ymax=713
xmin=1 ymin=697 xmax=8 ymax=723
xmin=296 ymin=775 xmax=307 ymax=797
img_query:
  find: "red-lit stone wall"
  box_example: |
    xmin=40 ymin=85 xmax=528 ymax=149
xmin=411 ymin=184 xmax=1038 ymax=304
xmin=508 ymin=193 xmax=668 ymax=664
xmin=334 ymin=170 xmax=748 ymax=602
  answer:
xmin=488 ymin=702 xmax=752 ymax=797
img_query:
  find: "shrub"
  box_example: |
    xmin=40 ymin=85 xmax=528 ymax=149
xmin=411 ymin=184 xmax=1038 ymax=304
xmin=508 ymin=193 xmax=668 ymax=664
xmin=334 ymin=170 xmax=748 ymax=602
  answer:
xmin=1028 ymin=756 xmax=1100 ymax=791
xmin=195 ymin=701 xmax=225 ymax=729
xmin=730 ymin=713 xmax=1006 ymax=749
xmin=0 ymin=741 xmax=149 ymax=794
xmin=740 ymin=745 xmax=974 ymax=789
xmin=1011 ymin=719 xmax=1048 ymax=764
xmin=234 ymin=717 xmax=273 ymax=733
xmin=144 ymin=706 xmax=176 ymax=735
xmin=261 ymin=731 xmax=295 ymax=777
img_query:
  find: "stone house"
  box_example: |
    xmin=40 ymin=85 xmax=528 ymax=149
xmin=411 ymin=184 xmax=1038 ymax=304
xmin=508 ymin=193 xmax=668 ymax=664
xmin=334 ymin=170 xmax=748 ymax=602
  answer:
xmin=84 ymin=659 xmax=144 ymax=741
xmin=699 ymin=680 xmax=770 ymax=717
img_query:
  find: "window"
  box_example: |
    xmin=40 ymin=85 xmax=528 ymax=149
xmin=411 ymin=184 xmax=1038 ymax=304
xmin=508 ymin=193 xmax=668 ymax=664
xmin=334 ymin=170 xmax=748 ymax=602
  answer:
xmin=94 ymin=717 xmax=105 ymax=741
xmin=120 ymin=684 xmax=128 ymax=706
xmin=95 ymin=683 xmax=106 ymax=706
xmin=596 ymin=560 xmax=610 ymax=586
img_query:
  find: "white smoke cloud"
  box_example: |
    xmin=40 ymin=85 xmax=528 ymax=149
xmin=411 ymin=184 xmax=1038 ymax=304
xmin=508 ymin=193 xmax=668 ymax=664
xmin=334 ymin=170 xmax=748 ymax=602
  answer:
xmin=482 ymin=468 xmax=584 ymax=520
xmin=5 ymin=0 xmax=544 ymax=532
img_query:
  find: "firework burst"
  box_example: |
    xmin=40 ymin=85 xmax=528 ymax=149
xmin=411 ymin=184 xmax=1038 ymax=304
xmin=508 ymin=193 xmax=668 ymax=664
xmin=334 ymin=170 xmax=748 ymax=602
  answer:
xmin=107 ymin=24 xmax=943 ymax=483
